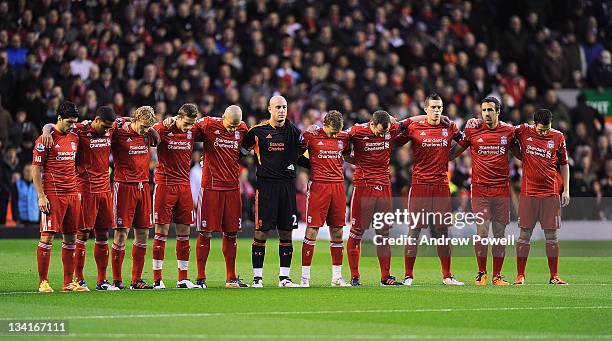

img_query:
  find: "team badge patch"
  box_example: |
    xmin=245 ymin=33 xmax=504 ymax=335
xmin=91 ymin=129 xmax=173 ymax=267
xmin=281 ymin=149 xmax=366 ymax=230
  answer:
xmin=36 ymin=143 xmax=45 ymax=152
xmin=187 ymin=131 xmax=192 ymax=140
xmin=384 ymin=132 xmax=391 ymax=140
xmin=501 ymin=136 xmax=507 ymax=145
xmin=235 ymin=131 xmax=240 ymax=139
xmin=547 ymin=140 xmax=554 ymax=149
xmin=442 ymin=128 xmax=448 ymax=137
xmin=71 ymin=142 xmax=77 ymax=151
xmin=338 ymin=141 xmax=344 ymax=149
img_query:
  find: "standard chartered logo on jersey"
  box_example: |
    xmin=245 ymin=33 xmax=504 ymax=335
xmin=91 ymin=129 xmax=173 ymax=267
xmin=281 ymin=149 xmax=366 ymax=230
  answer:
xmin=317 ymin=150 xmax=342 ymax=159
xmin=55 ymin=151 xmax=76 ymax=160
xmin=89 ymin=138 xmax=111 ymax=148
xmin=421 ymin=138 xmax=447 ymax=147
xmin=213 ymin=137 xmax=238 ymax=149
xmin=477 ymin=145 xmax=505 ymax=155
xmin=128 ymin=145 xmax=148 ymax=155
xmin=168 ymin=140 xmax=191 ymax=150
xmin=364 ymin=141 xmax=389 ymax=151
xmin=526 ymin=144 xmax=552 ymax=158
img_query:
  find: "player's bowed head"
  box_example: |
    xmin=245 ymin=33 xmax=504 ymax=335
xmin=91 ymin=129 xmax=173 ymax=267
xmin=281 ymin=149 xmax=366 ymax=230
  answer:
xmin=56 ymin=101 xmax=80 ymax=134
xmin=370 ymin=110 xmax=392 ymax=137
xmin=533 ymin=108 xmax=553 ymax=136
xmin=131 ymin=106 xmax=157 ymax=135
xmin=322 ymin=110 xmax=344 ymax=138
xmin=175 ymin=103 xmax=199 ymax=133
xmin=92 ymin=106 xmax=117 ymax=135
xmin=222 ymin=105 xmax=243 ymax=133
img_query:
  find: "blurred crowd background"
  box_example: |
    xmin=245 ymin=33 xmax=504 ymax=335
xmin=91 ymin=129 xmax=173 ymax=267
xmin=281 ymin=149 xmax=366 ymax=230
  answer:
xmin=1 ymin=0 xmax=611 ymax=227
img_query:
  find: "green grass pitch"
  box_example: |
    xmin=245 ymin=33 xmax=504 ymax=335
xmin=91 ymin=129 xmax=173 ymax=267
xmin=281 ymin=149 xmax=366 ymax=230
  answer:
xmin=0 ymin=238 xmax=611 ymax=340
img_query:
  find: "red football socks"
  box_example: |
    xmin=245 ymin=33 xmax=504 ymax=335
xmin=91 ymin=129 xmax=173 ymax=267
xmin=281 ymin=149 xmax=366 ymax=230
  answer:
xmin=111 ymin=242 xmax=125 ymax=282
xmin=221 ymin=234 xmax=237 ymax=281
xmin=74 ymin=237 xmax=87 ymax=282
xmin=196 ymin=234 xmax=211 ymax=280
xmin=474 ymin=240 xmax=488 ymax=273
xmin=61 ymin=242 xmax=76 ymax=285
xmin=516 ymin=239 xmax=531 ymax=276
xmin=176 ymin=235 xmax=190 ymax=281
xmin=301 ymin=237 xmax=316 ymax=267
xmin=546 ymin=240 xmax=559 ymax=277
xmin=347 ymin=229 xmax=362 ymax=278
xmin=152 ymin=233 xmax=167 ymax=281
xmin=37 ymin=241 xmax=52 ymax=283
xmin=131 ymin=241 xmax=147 ymax=283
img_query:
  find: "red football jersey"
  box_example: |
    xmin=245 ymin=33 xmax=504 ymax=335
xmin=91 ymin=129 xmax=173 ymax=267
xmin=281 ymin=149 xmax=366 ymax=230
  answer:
xmin=515 ymin=124 xmax=568 ymax=197
xmin=197 ymin=117 xmax=248 ymax=190
xmin=301 ymin=129 xmax=350 ymax=183
xmin=153 ymin=122 xmax=198 ymax=185
xmin=458 ymin=122 xmax=516 ymax=188
xmin=348 ymin=121 xmax=408 ymax=187
xmin=72 ymin=123 xmax=113 ymax=193
xmin=111 ymin=123 xmax=154 ymax=183
xmin=407 ymin=121 xmax=460 ymax=184
xmin=32 ymin=129 xmax=79 ymax=194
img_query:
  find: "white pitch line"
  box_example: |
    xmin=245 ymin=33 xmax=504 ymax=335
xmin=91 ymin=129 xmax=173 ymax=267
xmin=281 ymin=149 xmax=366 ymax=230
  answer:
xmin=1 ymin=333 xmax=611 ymax=340
xmin=0 ymin=306 xmax=611 ymax=321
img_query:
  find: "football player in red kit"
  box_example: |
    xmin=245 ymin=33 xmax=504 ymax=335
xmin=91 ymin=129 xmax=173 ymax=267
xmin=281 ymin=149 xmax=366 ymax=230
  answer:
xmin=111 ymin=106 xmax=159 ymax=290
xmin=33 ymin=101 xmax=87 ymax=292
xmin=453 ymin=97 xmax=518 ymax=285
xmin=299 ymin=110 xmax=351 ymax=287
xmin=403 ymin=93 xmax=464 ymax=286
xmin=514 ymin=109 xmax=570 ymax=285
xmin=151 ymin=104 xmax=199 ymax=289
xmin=41 ymin=106 xmax=122 ymax=291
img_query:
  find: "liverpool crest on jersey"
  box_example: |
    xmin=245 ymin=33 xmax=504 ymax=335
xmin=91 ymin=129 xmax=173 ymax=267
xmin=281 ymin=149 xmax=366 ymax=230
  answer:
xmin=442 ymin=128 xmax=448 ymax=137
xmin=235 ymin=131 xmax=240 ymax=139
xmin=501 ymin=136 xmax=507 ymax=145
xmin=547 ymin=140 xmax=554 ymax=149
xmin=187 ymin=130 xmax=192 ymax=140
xmin=338 ymin=141 xmax=344 ymax=149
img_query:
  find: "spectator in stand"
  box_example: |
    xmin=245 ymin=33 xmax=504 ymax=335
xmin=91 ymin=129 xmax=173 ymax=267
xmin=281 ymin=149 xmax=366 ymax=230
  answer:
xmin=499 ymin=62 xmax=527 ymax=104
xmin=588 ymin=50 xmax=612 ymax=90
xmin=70 ymin=46 xmax=94 ymax=81
xmin=6 ymin=34 xmax=27 ymax=70
xmin=12 ymin=163 xmax=39 ymax=224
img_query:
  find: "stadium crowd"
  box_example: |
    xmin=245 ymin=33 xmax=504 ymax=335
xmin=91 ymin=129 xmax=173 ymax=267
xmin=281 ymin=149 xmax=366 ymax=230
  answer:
xmin=0 ymin=0 xmax=611 ymax=226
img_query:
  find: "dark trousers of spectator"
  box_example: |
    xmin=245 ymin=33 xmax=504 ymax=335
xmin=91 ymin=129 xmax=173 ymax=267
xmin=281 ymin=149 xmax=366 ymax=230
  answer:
xmin=0 ymin=190 xmax=9 ymax=224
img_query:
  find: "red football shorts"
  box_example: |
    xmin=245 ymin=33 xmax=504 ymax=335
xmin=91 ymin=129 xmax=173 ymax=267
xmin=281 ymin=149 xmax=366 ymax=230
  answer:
xmin=518 ymin=195 xmax=561 ymax=229
xmin=113 ymin=182 xmax=152 ymax=229
xmin=306 ymin=181 xmax=346 ymax=228
xmin=153 ymin=184 xmax=194 ymax=225
xmin=408 ymin=183 xmax=452 ymax=228
xmin=350 ymin=185 xmax=392 ymax=230
xmin=40 ymin=193 xmax=81 ymax=234
xmin=196 ymin=188 xmax=242 ymax=232
xmin=471 ymin=185 xmax=510 ymax=225
xmin=80 ymin=192 xmax=114 ymax=230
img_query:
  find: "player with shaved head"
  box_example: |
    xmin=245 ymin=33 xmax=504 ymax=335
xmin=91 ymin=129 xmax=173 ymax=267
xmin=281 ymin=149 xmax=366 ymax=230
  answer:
xmin=192 ymin=104 xmax=250 ymax=288
xmin=242 ymin=95 xmax=306 ymax=288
